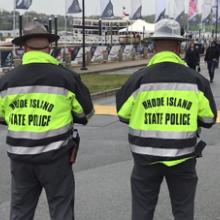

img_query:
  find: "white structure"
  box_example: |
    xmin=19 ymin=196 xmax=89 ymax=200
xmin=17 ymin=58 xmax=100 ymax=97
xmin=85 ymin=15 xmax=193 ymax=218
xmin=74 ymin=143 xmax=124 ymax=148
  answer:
xmin=119 ymin=19 xmax=155 ymax=36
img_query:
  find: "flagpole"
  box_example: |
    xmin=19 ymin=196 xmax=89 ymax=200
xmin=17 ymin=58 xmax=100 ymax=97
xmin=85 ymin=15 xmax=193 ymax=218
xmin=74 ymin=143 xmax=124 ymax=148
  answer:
xmin=13 ymin=0 xmax=16 ymax=57
xmin=65 ymin=1 xmax=68 ymax=62
xmin=215 ymin=0 xmax=219 ymax=40
xmin=80 ymin=0 xmax=87 ymax=70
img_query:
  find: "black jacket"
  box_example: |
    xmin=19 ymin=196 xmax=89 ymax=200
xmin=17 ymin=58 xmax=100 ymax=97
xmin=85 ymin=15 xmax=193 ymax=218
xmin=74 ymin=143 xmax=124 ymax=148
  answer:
xmin=185 ymin=48 xmax=200 ymax=67
xmin=205 ymin=45 xmax=220 ymax=62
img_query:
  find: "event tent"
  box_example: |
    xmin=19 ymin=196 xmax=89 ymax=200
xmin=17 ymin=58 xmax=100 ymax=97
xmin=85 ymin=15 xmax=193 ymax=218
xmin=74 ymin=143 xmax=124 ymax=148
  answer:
xmin=119 ymin=19 xmax=155 ymax=34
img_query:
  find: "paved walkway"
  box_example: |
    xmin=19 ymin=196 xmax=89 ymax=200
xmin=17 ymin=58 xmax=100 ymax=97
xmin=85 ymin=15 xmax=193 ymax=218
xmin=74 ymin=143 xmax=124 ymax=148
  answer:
xmin=73 ymin=58 xmax=148 ymax=74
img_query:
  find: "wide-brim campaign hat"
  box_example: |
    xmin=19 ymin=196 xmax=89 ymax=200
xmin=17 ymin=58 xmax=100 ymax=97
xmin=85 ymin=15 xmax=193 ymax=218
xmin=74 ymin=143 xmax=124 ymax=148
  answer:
xmin=150 ymin=19 xmax=187 ymax=42
xmin=12 ymin=21 xmax=60 ymax=46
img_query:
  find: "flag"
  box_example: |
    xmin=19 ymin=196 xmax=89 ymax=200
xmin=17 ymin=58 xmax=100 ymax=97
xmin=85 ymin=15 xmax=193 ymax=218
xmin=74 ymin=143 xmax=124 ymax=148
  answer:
xmin=131 ymin=0 xmax=142 ymax=20
xmin=101 ymin=0 xmax=114 ymax=18
xmin=155 ymin=0 xmax=166 ymax=22
xmin=122 ymin=6 xmax=129 ymax=17
xmin=210 ymin=0 xmax=220 ymax=23
xmin=15 ymin=0 xmax=32 ymax=10
xmin=188 ymin=0 xmax=198 ymax=20
xmin=201 ymin=0 xmax=213 ymax=23
xmin=174 ymin=0 xmax=185 ymax=25
xmin=66 ymin=0 xmax=82 ymax=14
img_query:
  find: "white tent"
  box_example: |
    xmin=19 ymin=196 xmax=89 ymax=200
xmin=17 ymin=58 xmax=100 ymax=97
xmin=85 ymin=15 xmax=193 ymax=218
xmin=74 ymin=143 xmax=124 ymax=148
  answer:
xmin=119 ymin=19 xmax=155 ymax=34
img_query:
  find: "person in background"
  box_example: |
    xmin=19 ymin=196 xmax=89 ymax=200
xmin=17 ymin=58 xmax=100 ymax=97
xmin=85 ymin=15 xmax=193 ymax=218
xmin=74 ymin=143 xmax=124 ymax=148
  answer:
xmin=0 ymin=21 xmax=94 ymax=220
xmin=116 ymin=19 xmax=217 ymax=220
xmin=205 ymin=41 xmax=220 ymax=83
xmin=184 ymin=41 xmax=200 ymax=70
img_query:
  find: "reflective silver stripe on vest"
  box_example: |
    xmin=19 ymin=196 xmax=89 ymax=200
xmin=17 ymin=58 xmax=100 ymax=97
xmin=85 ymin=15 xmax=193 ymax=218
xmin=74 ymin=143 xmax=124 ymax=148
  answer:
xmin=130 ymin=144 xmax=195 ymax=157
xmin=0 ymin=86 xmax=68 ymax=97
xmin=73 ymin=112 xmax=86 ymax=118
xmin=139 ymin=83 xmax=198 ymax=92
xmin=7 ymin=137 xmax=71 ymax=155
xmin=87 ymin=109 xmax=95 ymax=120
xmin=8 ymin=123 xmax=73 ymax=140
xmin=132 ymin=83 xmax=198 ymax=98
xmin=129 ymin=128 xmax=197 ymax=140
xmin=199 ymin=116 xmax=215 ymax=124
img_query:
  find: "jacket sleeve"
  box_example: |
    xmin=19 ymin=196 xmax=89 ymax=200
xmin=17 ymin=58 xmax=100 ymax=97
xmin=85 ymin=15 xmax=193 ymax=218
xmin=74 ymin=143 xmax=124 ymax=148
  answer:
xmin=198 ymin=79 xmax=217 ymax=128
xmin=0 ymin=96 xmax=6 ymax=125
xmin=70 ymin=74 xmax=94 ymax=125
xmin=116 ymin=69 xmax=143 ymax=124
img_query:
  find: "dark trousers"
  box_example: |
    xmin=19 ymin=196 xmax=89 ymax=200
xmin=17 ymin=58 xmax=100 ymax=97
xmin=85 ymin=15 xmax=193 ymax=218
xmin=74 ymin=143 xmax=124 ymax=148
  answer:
xmin=131 ymin=159 xmax=198 ymax=220
xmin=10 ymin=154 xmax=75 ymax=220
xmin=207 ymin=61 xmax=217 ymax=81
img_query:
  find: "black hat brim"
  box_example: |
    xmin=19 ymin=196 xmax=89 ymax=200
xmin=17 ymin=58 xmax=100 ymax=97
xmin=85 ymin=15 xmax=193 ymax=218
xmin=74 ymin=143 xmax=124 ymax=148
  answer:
xmin=150 ymin=35 xmax=187 ymax=42
xmin=12 ymin=33 xmax=60 ymax=46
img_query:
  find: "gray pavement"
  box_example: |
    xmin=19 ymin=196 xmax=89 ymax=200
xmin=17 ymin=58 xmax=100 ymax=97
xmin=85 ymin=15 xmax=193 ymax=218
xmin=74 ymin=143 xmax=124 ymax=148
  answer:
xmin=0 ymin=61 xmax=220 ymax=220
xmin=74 ymin=59 xmax=147 ymax=75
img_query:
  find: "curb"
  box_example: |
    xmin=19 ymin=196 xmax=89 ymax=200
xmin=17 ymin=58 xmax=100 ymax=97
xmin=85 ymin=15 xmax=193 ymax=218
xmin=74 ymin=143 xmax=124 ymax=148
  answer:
xmin=75 ymin=62 xmax=147 ymax=75
xmin=91 ymin=88 xmax=120 ymax=100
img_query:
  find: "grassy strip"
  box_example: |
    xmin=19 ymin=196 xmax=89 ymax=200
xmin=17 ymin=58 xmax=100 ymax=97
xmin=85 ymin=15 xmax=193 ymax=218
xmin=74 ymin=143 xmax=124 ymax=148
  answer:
xmin=81 ymin=74 xmax=130 ymax=93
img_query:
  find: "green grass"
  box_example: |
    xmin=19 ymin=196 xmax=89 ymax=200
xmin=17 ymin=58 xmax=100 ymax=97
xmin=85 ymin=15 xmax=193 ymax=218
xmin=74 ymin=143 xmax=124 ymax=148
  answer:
xmin=81 ymin=74 xmax=130 ymax=93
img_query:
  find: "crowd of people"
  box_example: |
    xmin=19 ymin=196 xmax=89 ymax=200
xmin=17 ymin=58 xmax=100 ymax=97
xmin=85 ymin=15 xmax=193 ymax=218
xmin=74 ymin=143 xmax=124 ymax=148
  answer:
xmin=184 ymin=38 xmax=220 ymax=83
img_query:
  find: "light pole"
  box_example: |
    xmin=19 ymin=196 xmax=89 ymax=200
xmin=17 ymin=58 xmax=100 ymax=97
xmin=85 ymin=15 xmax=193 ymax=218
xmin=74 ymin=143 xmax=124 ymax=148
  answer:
xmin=215 ymin=0 xmax=219 ymax=40
xmin=80 ymin=0 xmax=87 ymax=70
xmin=54 ymin=17 xmax=58 ymax=48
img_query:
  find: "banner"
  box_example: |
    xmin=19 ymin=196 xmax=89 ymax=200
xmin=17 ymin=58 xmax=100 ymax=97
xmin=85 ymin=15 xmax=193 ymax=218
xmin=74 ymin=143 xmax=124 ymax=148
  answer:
xmin=155 ymin=0 xmax=166 ymax=22
xmin=66 ymin=0 xmax=82 ymax=14
xmin=131 ymin=0 xmax=142 ymax=20
xmin=15 ymin=0 xmax=32 ymax=10
xmin=0 ymin=50 xmax=13 ymax=68
xmin=123 ymin=45 xmax=134 ymax=61
xmin=174 ymin=0 xmax=185 ymax=25
xmin=188 ymin=0 xmax=198 ymax=20
xmin=101 ymin=0 xmax=114 ymax=18
xmin=108 ymin=45 xmax=121 ymax=61
xmin=91 ymin=46 xmax=107 ymax=63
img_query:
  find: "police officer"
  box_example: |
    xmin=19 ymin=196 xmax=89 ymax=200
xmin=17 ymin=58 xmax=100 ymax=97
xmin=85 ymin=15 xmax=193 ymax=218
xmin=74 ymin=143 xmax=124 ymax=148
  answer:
xmin=116 ymin=19 xmax=217 ymax=220
xmin=0 ymin=21 xmax=94 ymax=220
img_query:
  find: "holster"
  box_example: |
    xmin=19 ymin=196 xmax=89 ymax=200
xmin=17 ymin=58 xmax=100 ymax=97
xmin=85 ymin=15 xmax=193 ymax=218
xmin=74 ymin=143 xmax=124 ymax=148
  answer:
xmin=72 ymin=129 xmax=80 ymax=148
xmin=194 ymin=140 xmax=206 ymax=158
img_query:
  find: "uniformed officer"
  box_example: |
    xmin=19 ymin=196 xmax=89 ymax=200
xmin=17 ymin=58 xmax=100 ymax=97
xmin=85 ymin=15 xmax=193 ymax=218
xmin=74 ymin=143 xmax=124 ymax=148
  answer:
xmin=116 ymin=19 xmax=217 ymax=220
xmin=0 ymin=21 xmax=94 ymax=220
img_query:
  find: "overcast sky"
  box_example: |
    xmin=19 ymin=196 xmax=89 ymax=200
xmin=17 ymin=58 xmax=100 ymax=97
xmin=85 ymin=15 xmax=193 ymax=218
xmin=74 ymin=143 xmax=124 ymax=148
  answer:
xmin=0 ymin=0 xmax=203 ymax=16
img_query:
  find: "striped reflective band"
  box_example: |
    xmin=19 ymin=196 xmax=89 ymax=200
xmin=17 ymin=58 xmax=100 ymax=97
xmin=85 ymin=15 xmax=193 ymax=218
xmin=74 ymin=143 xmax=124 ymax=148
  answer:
xmin=129 ymin=128 xmax=197 ymax=140
xmin=8 ymin=137 xmax=71 ymax=155
xmin=132 ymin=83 xmax=198 ymax=97
xmin=199 ymin=117 xmax=215 ymax=124
xmin=73 ymin=108 xmax=94 ymax=120
xmin=0 ymin=86 xmax=68 ymax=97
xmin=130 ymin=144 xmax=195 ymax=157
xmin=8 ymin=123 xmax=73 ymax=140
xmin=87 ymin=109 xmax=95 ymax=119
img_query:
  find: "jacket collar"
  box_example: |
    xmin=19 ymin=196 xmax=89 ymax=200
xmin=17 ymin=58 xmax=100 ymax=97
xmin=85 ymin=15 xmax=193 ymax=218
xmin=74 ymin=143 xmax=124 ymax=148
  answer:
xmin=22 ymin=51 xmax=60 ymax=65
xmin=148 ymin=51 xmax=186 ymax=66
